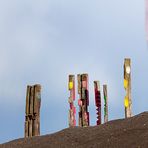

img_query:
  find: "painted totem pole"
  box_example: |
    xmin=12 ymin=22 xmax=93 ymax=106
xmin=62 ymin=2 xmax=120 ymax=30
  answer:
xmin=94 ymin=81 xmax=101 ymax=125
xmin=68 ymin=75 xmax=76 ymax=127
xmin=103 ymin=84 xmax=108 ymax=123
xmin=124 ymin=58 xmax=132 ymax=118
xmin=77 ymin=74 xmax=89 ymax=127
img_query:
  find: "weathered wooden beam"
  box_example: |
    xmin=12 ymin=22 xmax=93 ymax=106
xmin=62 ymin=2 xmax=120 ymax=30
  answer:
xmin=94 ymin=81 xmax=101 ymax=125
xmin=30 ymin=87 xmax=34 ymax=115
xmin=29 ymin=119 xmax=33 ymax=137
xmin=34 ymin=85 xmax=41 ymax=115
xmin=124 ymin=58 xmax=132 ymax=118
xmin=68 ymin=75 xmax=76 ymax=127
xmin=25 ymin=84 xmax=41 ymax=138
xmin=77 ymin=74 xmax=89 ymax=127
xmin=103 ymin=84 xmax=108 ymax=123
xmin=25 ymin=86 xmax=30 ymax=115
xmin=25 ymin=120 xmax=29 ymax=137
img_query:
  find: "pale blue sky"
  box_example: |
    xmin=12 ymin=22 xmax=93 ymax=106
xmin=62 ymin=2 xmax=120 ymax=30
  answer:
xmin=0 ymin=0 xmax=147 ymax=144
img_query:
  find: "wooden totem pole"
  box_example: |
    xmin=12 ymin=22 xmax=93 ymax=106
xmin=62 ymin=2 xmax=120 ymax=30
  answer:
xmin=94 ymin=81 xmax=101 ymax=125
xmin=78 ymin=74 xmax=89 ymax=127
xmin=25 ymin=84 xmax=41 ymax=137
xmin=68 ymin=75 xmax=76 ymax=127
xmin=103 ymin=84 xmax=108 ymax=123
xmin=124 ymin=58 xmax=132 ymax=118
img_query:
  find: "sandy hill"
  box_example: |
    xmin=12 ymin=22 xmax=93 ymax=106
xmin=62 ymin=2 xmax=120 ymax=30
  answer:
xmin=1 ymin=112 xmax=148 ymax=148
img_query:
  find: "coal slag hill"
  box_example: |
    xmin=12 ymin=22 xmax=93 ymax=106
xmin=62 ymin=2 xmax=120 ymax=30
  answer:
xmin=1 ymin=112 xmax=148 ymax=148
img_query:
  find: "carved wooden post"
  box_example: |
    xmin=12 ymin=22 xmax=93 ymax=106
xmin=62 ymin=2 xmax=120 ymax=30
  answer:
xmin=94 ymin=81 xmax=101 ymax=125
xmin=124 ymin=58 xmax=132 ymax=118
xmin=103 ymin=84 xmax=108 ymax=123
xmin=68 ymin=75 xmax=76 ymax=127
xmin=78 ymin=74 xmax=89 ymax=127
xmin=25 ymin=84 xmax=41 ymax=137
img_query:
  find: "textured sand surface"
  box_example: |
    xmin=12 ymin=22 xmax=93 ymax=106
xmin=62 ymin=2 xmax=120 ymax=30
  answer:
xmin=1 ymin=112 xmax=148 ymax=148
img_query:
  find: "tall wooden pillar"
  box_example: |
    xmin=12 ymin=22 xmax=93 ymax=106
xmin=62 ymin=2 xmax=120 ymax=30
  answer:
xmin=103 ymin=85 xmax=108 ymax=123
xmin=94 ymin=81 xmax=101 ymax=125
xmin=25 ymin=84 xmax=41 ymax=138
xmin=68 ymin=75 xmax=76 ymax=127
xmin=78 ymin=74 xmax=89 ymax=127
xmin=124 ymin=58 xmax=132 ymax=118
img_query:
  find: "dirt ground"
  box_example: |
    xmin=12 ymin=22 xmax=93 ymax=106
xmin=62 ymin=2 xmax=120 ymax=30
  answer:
xmin=1 ymin=112 xmax=148 ymax=148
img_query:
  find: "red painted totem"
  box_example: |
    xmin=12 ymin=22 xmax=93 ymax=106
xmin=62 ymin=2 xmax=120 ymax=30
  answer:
xmin=77 ymin=74 xmax=89 ymax=127
xmin=94 ymin=81 xmax=101 ymax=125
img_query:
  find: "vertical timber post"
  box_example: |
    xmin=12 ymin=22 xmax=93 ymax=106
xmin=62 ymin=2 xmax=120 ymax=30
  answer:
xmin=124 ymin=58 xmax=132 ymax=118
xmin=78 ymin=74 xmax=82 ymax=126
xmin=103 ymin=85 xmax=108 ymax=123
xmin=78 ymin=74 xmax=89 ymax=127
xmin=25 ymin=84 xmax=41 ymax=138
xmin=94 ymin=81 xmax=101 ymax=125
xmin=68 ymin=75 xmax=76 ymax=127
